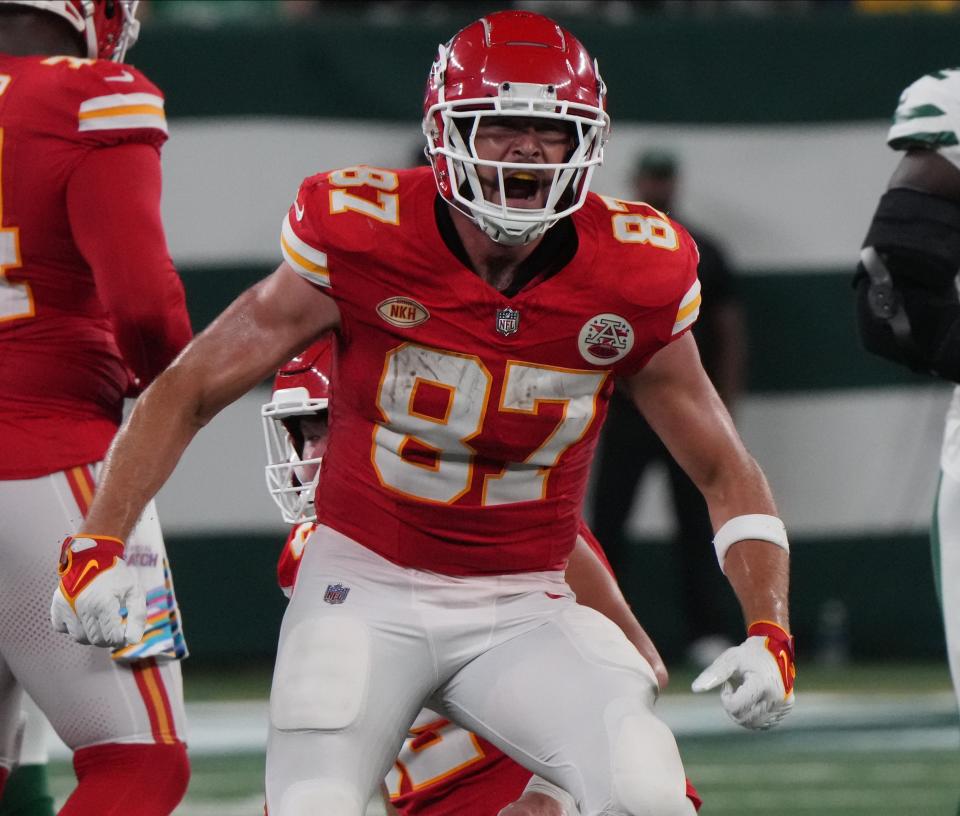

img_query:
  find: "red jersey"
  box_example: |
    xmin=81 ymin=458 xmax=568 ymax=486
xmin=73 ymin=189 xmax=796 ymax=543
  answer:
xmin=282 ymin=165 xmax=699 ymax=575
xmin=0 ymin=55 xmax=188 ymax=478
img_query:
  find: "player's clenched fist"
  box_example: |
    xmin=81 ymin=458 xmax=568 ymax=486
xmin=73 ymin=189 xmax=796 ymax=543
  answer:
xmin=50 ymin=534 xmax=146 ymax=648
xmin=691 ymin=621 xmax=795 ymax=731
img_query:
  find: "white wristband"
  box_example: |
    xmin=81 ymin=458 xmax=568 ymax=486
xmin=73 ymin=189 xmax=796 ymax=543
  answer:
xmin=521 ymin=774 xmax=580 ymax=816
xmin=714 ymin=514 xmax=788 ymax=572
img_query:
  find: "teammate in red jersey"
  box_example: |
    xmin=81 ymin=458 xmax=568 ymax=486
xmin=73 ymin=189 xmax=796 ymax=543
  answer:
xmin=0 ymin=2 xmax=191 ymax=814
xmin=62 ymin=10 xmax=794 ymax=816
xmin=263 ymin=339 xmax=700 ymax=816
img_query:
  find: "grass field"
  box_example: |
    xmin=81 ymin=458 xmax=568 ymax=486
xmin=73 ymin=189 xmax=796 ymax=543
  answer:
xmin=45 ymin=662 xmax=960 ymax=815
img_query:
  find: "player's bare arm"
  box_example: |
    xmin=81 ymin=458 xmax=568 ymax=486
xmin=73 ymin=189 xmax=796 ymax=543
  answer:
xmin=85 ymin=263 xmax=340 ymax=540
xmin=565 ymin=533 xmax=668 ymax=689
xmin=626 ymin=332 xmax=794 ymax=731
xmin=625 ymin=332 xmax=788 ymax=628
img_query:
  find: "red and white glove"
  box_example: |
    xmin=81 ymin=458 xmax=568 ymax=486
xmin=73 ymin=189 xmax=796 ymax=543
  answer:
xmin=691 ymin=621 xmax=795 ymax=731
xmin=50 ymin=534 xmax=146 ymax=648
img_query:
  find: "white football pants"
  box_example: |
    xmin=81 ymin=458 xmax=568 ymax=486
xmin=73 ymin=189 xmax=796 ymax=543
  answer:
xmin=266 ymin=525 xmax=694 ymax=816
xmin=0 ymin=464 xmax=186 ymax=770
xmin=937 ymin=386 xmax=960 ymax=714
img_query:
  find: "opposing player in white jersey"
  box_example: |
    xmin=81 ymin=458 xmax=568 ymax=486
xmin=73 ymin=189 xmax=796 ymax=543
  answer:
xmin=855 ymin=68 xmax=960 ymax=724
xmin=0 ymin=2 xmax=191 ymax=813
xmin=56 ymin=10 xmax=794 ymax=816
xmin=262 ymin=338 xmax=703 ymax=816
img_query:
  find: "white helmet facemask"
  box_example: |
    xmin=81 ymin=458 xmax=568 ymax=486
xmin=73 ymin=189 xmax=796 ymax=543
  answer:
xmin=261 ymin=386 xmax=327 ymax=525
xmin=424 ymin=68 xmax=609 ymax=246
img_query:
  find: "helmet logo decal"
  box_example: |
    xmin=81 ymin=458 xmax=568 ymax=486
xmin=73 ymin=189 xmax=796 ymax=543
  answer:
xmin=495 ymin=306 xmax=520 ymax=336
xmin=377 ymin=297 xmax=430 ymax=328
xmin=578 ymin=313 xmax=634 ymax=364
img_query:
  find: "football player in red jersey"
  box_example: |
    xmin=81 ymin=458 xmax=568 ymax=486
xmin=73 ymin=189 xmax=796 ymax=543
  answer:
xmin=263 ymin=339 xmax=701 ymax=816
xmin=62 ymin=10 xmax=794 ymax=816
xmin=0 ymin=2 xmax=191 ymax=814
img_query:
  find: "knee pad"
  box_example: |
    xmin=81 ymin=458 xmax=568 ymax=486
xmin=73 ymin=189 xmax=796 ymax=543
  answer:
xmin=610 ymin=713 xmax=692 ymax=816
xmin=275 ymin=778 xmax=364 ymax=816
xmin=271 ymin=615 xmax=369 ymax=731
xmin=63 ymin=741 xmax=189 ymax=816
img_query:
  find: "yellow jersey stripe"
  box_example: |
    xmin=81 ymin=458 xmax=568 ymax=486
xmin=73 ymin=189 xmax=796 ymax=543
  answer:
xmin=675 ymin=292 xmax=702 ymax=324
xmin=79 ymin=104 xmax=165 ymax=120
xmin=281 ymin=234 xmax=330 ymax=284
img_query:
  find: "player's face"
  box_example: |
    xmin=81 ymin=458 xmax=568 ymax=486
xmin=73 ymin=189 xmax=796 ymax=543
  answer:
xmin=294 ymin=414 xmax=329 ymax=485
xmin=472 ymin=116 xmax=574 ymax=210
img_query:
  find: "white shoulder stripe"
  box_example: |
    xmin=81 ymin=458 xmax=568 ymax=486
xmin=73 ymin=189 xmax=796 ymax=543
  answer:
xmin=79 ymin=92 xmax=165 ymax=113
xmin=678 ymin=277 xmax=701 ymax=308
xmin=78 ymin=113 xmax=167 ymax=133
xmin=280 ymin=214 xmax=330 ymax=287
xmin=672 ymin=278 xmax=701 ymax=336
xmin=78 ymin=93 xmax=166 ymax=133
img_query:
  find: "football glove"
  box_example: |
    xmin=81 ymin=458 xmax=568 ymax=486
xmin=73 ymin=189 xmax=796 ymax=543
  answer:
xmin=691 ymin=621 xmax=795 ymax=731
xmin=50 ymin=534 xmax=146 ymax=648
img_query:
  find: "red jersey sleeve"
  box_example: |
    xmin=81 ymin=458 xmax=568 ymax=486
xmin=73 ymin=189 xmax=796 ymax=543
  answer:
xmin=66 ymin=143 xmax=191 ymax=389
xmin=72 ymin=59 xmax=168 ymax=150
xmin=613 ymin=207 xmax=701 ymax=378
xmin=280 ymin=175 xmax=333 ymax=291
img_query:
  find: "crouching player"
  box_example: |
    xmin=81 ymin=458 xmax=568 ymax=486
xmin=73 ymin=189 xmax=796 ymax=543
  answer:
xmin=262 ymin=339 xmax=703 ymax=815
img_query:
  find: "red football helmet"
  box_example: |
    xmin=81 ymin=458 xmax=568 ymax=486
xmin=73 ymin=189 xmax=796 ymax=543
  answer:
xmin=261 ymin=337 xmax=334 ymax=524
xmin=422 ymin=10 xmax=609 ymax=246
xmin=3 ymin=0 xmax=140 ymax=61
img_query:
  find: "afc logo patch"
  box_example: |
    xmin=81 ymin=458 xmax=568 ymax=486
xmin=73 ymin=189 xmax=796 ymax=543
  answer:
xmin=323 ymin=583 xmax=351 ymax=604
xmin=578 ymin=313 xmax=635 ymax=364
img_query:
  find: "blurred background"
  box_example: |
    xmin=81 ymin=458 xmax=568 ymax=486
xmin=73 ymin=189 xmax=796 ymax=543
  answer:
xmin=58 ymin=1 xmax=960 ymax=812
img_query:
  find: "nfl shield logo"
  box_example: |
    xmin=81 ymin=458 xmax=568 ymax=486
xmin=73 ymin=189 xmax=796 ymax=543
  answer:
xmin=495 ymin=307 xmax=520 ymax=336
xmin=323 ymin=583 xmax=351 ymax=604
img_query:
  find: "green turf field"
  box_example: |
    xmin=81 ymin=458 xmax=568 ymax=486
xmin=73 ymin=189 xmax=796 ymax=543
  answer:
xmin=45 ymin=662 xmax=960 ymax=815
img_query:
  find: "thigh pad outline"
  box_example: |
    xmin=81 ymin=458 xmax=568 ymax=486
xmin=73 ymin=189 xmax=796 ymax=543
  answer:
xmin=560 ymin=605 xmax=659 ymax=703
xmin=276 ymin=778 xmax=364 ymax=816
xmin=271 ymin=615 xmax=370 ymax=732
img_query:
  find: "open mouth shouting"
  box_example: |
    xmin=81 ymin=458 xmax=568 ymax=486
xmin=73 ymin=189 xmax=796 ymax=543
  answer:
xmin=499 ymin=171 xmax=545 ymax=208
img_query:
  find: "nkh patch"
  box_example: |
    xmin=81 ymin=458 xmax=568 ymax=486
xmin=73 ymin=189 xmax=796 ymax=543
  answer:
xmin=578 ymin=313 xmax=635 ymax=364
xmin=495 ymin=306 xmax=520 ymax=336
xmin=323 ymin=583 xmax=351 ymax=604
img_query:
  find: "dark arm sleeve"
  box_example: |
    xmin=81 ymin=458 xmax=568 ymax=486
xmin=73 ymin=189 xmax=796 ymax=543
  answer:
xmin=66 ymin=143 xmax=193 ymax=389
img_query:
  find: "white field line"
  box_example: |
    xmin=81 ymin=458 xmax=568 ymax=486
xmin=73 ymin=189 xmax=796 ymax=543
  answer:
xmin=46 ymin=692 xmax=960 ymax=759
